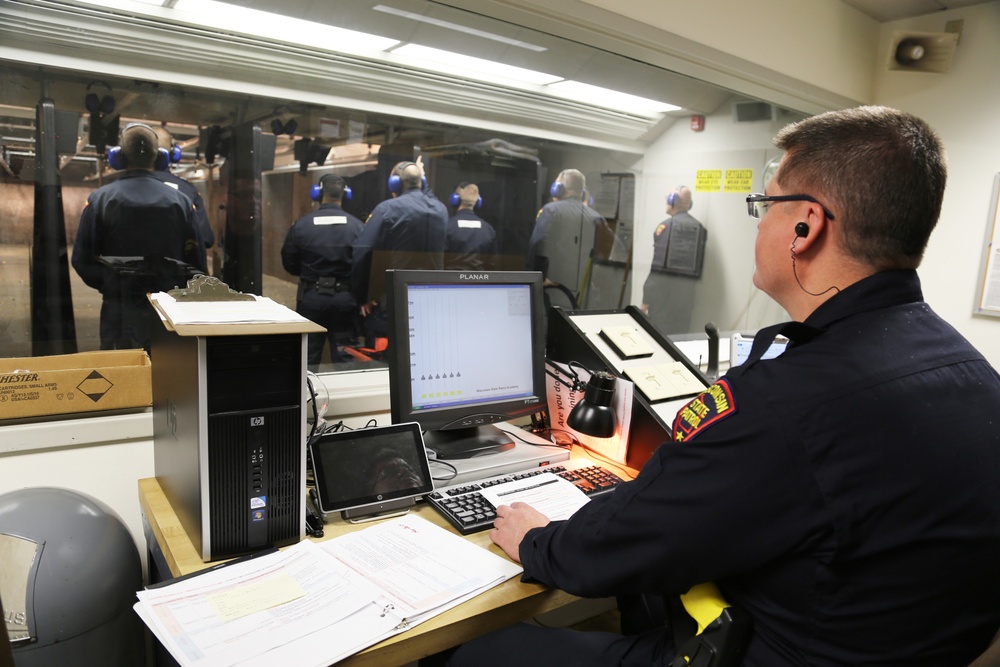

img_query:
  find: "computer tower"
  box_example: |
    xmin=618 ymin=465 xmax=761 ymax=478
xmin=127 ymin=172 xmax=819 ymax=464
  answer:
xmin=151 ymin=327 xmax=307 ymax=561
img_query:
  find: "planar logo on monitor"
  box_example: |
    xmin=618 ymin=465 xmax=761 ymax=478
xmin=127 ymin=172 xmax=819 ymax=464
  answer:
xmin=458 ymin=273 xmax=489 ymax=280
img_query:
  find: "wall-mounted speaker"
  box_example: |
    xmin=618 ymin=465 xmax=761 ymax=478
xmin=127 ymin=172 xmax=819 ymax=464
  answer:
xmin=887 ymin=31 xmax=958 ymax=74
xmin=732 ymin=101 xmax=775 ymax=123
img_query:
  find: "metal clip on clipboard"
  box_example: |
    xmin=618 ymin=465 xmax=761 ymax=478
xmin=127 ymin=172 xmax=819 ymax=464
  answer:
xmin=167 ymin=275 xmax=256 ymax=301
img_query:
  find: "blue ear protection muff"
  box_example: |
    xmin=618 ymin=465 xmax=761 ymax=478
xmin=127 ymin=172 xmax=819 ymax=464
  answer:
xmin=388 ymin=162 xmax=426 ymax=194
xmin=667 ymin=191 xmax=679 ymax=207
xmin=107 ymin=123 xmax=169 ymax=171
xmin=311 ymin=179 xmax=352 ymax=202
xmin=167 ymin=144 xmax=182 ymax=164
xmin=550 ymin=180 xmax=565 ymax=199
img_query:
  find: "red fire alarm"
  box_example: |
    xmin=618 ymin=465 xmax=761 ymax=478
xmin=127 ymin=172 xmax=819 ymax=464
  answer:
xmin=691 ymin=115 xmax=705 ymax=132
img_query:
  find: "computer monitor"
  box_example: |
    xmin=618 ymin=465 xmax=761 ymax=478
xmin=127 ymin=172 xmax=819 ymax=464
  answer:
xmin=385 ymin=269 xmax=547 ymax=460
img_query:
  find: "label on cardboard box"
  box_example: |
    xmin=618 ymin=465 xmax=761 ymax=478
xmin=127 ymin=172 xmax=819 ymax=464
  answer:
xmin=0 ymin=350 xmax=152 ymax=420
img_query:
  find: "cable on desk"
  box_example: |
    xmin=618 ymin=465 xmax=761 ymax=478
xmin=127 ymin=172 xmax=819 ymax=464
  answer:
xmin=429 ymin=458 xmax=458 ymax=482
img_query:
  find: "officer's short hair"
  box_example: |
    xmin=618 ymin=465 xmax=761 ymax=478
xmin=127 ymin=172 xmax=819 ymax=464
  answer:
xmin=319 ymin=174 xmax=347 ymax=201
xmin=121 ymin=123 xmax=159 ymax=170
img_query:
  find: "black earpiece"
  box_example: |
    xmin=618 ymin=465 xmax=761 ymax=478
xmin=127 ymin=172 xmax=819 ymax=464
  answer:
xmin=795 ymin=222 xmax=809 ymax=238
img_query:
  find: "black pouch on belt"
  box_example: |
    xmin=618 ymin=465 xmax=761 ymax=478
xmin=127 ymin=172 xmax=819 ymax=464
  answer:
xmin=316 ymin=276 xmax=340 ymax=295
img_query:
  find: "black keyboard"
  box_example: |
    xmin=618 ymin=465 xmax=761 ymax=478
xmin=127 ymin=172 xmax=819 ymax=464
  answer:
xmin=424 ymin=459 xmax=626 ymax=535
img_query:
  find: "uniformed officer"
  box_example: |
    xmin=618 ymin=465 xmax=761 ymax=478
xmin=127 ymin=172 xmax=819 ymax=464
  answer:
xmin=72 ymin=122 xmax=204 ymax=350
xmin=150 ymin=125 xmax=215 ymax=264
xmin=351 ymin=157 xmax=447 ymax=343
xmin=640 ymin=185 xmax=706 ymax=333
xmin=447 ymin=107 xmax=1000 ymax=666
xmin=281 ymin=173 xmax=363 ymax=369
xmin=444 ymin=182 xmax=497 ymax=270
xmin=526 ymin=169 xmax=612 ymax=303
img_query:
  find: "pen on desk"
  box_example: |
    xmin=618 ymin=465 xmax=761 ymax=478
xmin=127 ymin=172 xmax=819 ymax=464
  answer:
xmin=497 ymin=477 xmax=558 ymax=497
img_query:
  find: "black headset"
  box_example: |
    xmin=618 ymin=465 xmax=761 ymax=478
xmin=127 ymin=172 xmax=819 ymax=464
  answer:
xmin=84 ymin=81 xmax=115 ymax=116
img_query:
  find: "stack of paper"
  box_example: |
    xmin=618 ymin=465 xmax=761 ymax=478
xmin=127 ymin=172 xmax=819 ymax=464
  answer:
xmin=135 ymin=515 xmax=522 ymax=667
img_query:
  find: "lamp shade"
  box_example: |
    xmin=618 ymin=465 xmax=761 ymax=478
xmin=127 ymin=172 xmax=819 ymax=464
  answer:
xmin=567 ymin=370 xmax=617 ymax=438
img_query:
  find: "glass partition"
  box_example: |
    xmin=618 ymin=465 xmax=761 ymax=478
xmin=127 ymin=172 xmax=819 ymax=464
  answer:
xmin=0 ymin=0 xmax=808 ymax=376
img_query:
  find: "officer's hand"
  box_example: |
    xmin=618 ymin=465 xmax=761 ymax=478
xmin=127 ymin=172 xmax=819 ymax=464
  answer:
xmin=490 ymin=502 xmax=549 ymax=562
xmin=360 ymin=300 xmax=378 ymax=317
xmin=415 ymin=154 xmax=425 ymax=178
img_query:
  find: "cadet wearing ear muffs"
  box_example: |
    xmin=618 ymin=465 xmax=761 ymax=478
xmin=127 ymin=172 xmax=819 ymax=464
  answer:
xmin=444 ymin=182 xmax=497 ymax=270
xmin=72 ymin=122 xmax=205 ymax=350
xmin=281 ymin=174 xmax=364 ymax=369
xmin=526 ymin=168 xmax=613 ymax=301
xmin=351 ymin=157 xmax=447 ymax=343
xmin=641 ymin=185 xmax=706 ymax=333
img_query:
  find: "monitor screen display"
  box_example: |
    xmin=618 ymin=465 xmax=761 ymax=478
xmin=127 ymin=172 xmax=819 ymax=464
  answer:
xmin=386 ymin=270 xmax=547 ymax=459
xmin=730 ymin=332 xmax=788 ymax=367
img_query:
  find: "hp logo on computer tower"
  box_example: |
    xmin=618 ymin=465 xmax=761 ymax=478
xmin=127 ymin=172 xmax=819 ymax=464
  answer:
xmin=250 ymin=416 xmax=265 ymax=427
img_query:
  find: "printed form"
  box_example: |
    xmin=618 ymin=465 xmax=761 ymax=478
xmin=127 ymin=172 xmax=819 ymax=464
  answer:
xmin=134 ymin=515 xmax=522 ymax=667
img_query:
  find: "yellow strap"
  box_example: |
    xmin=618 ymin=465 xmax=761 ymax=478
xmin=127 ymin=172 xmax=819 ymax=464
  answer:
xmin=680 ymin=582 xmax=729 ymax=635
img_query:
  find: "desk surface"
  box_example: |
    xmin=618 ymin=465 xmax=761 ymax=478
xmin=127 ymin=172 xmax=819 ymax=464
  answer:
xmin=138 ymin=476 xmax=585 ymax=667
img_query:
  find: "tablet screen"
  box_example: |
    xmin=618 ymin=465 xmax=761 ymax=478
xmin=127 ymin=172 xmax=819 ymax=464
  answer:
xmin=309 ymin=422 xmax=433 ymax=514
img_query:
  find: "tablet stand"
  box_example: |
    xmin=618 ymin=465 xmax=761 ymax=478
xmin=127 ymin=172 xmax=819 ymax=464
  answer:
xmin=341 ymin=497 xmax=416 ymax=524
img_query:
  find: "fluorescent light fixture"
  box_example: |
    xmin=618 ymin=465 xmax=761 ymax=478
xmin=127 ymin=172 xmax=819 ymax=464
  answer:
xmin=392 ymin=43 xmax=561 ymax=87
xmin=546 ymin=80 xmax=680 ymax=117
xmin=130 ymin=0 xmax=170 ymax=5
xmin=167 ymin=0 xmax=400 ymax=54
xmin=372 ymin=5 xmax=547 ymax=52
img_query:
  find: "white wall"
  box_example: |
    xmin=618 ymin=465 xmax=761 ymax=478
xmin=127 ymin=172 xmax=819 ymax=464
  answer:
xmin=874 ymin=3 xmax=1000 ymax=366
xmin=580 ymin=0 xmax=880 ymax=104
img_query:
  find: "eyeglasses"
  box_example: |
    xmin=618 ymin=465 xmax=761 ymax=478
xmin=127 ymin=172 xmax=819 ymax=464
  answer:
xmin=746 ymin=193 xmax=835 ymax=220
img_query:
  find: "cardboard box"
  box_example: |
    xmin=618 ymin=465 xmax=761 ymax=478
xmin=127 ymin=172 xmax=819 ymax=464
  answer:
xmin=0 ymin=350 xmax=151 ymax=420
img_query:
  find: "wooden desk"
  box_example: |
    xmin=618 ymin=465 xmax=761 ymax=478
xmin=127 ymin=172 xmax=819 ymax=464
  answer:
xmin=138 ymin=477 xmax=585 ymax=667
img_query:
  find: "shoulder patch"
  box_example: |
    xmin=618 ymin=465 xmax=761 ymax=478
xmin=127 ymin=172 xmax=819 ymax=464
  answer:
xmin=671 ymin=378 xmax=736 ymax=443
xmin=654 ymin=222 xmax=667 ymax=237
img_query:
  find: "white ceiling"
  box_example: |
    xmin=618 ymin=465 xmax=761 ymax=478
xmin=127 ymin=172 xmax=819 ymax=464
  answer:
xmin=842 ymin=0 xmax=995 ymax=22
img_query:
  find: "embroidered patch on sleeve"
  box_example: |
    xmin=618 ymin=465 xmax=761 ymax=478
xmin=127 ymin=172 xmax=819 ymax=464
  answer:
xmin=672 ymin=378 xmax=736 ymax=442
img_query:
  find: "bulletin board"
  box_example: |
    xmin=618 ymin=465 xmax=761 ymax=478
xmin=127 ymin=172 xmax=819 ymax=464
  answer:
xmin=974 ymin=173 xmax=1000 ymax=318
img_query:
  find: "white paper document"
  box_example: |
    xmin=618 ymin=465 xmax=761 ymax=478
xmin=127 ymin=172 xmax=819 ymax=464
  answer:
xmin=479 ymin=472 xmax=590 ymax=521
xmin=135 ymin=515 xmax=522 ymax=667
xmin=149 ymin=292 xmax=310 ymax=325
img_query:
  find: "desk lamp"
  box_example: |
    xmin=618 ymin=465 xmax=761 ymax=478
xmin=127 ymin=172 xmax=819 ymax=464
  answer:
xmin=546 ymin=361 xmax=618 ymax=438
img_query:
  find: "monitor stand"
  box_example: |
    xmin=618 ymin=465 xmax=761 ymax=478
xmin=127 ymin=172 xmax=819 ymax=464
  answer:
xmin=422 ymin=425 xmax=516 ymax=460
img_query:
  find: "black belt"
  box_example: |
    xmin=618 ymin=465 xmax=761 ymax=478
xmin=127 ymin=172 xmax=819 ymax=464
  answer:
xmin=302 ymin=277 xmax=350 ymax=294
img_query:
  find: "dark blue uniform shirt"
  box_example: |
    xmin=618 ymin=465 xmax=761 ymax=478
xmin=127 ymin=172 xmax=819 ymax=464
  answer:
xmin=281 ymin=202 xmax=363 ymax=283
xmin=351 ymin=188 xmax=447 ymax=304
xmin=519 ymin=269 xmax=1000 ymax=665
xmin=445 ymin=209 xmax=498 ymax=270
xmin=72 ymin=170 xmax=205 ymax=290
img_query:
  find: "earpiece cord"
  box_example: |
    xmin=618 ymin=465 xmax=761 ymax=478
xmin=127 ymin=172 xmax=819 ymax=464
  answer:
xmin=791 ymin=238 xmax=840 ymax=297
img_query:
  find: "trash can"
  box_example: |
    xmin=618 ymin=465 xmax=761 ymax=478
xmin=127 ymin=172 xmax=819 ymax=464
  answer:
xmin=0 ymin=487 xmax=145 ymax=666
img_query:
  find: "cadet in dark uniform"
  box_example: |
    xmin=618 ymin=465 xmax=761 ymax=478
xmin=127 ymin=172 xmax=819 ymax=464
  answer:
xmin=72 ymin=122 xmax=204 ymax=350
xmin=449 ymin=107 xmax=1000 ymax=666
xmin=526 ymin=169 xmax=612 ymax=302
xmin=281 ymin=174 xmax=363 ymax=369
xmin=640 ymin=185 xmax=706 ymax=334
xmin=151 ymin=125 xmax=215 ymax=254
xmin=444 ymin=182 xmax=497 ymax=270
xmin=351 ymin=158 xmax=447 ymax=342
